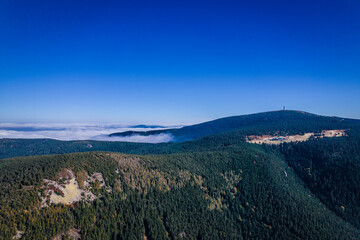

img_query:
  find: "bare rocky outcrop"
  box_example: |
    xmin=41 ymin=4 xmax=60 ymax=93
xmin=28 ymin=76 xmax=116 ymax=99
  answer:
xmin=40 ymin=169 xmax=108 ymax=207
xmin=53 ymin=228 xmax=81 ymax=240
xmin=12 ymin=229 xmax=24 ymax=240
xmin=247 ymin=129 xmax=347 ymax=145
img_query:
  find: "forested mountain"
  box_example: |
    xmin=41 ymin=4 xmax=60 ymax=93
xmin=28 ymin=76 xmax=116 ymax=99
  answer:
xmin=1 ymin=150 xmax=359 ymax=239
xmin=1 ymin=110 xmax=360 ymax=239
xmin=0 ymin=138 xmax=152 ymax=160
xmin=110 ymin=110 xmax=360 ymax=142
xmin=279 ymin=128 xmax=360 ymax=229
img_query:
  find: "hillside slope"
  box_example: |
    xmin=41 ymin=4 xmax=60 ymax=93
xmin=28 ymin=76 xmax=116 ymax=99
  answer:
xmin=1 ymin=110 xmax=360 ymax=239
xmin=0 ymin=138 xmax=153 ymax=160
xmin=1 ymin=149 xmax=359 ymax=239
xmin=110 ymin=110 xmax=360 ymax=142
xmin=279 ymin=128 xmax=360 ymax=229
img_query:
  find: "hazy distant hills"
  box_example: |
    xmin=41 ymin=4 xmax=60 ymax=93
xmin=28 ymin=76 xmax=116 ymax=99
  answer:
xmin=109 ymin=129 xmax=169 ymax=137
xmin=1 ymin=110 xmax=360 ymax=239
xmin=129 ymin=124 xmax=166 ymax=128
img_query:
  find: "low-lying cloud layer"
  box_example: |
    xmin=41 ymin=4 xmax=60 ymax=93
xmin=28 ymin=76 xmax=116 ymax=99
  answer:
xmin=0 ymin=123 xmax=177 ymax=143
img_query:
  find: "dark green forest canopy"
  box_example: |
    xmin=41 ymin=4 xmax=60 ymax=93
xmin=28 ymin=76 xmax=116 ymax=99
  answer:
xmin=278 ymin=128 xmax=360 ymax=229
xmin=1 ymin=111 xmax=360 ymax=239
xmin=1 ymin=148 xmax=360 ymax=239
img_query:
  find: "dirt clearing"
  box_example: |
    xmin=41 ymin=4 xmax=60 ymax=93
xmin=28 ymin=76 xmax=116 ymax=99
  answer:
xmin=247 ymin=129 xmax=347 ymax=145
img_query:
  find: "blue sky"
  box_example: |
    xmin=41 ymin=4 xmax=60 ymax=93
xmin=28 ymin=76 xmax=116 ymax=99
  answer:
xmin=1 ymin=0 xmax=359 ymax=124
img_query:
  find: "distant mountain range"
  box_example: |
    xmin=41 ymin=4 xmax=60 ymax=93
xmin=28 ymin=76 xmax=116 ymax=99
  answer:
xmin=128 ymin=124 xmax=166 ymax=129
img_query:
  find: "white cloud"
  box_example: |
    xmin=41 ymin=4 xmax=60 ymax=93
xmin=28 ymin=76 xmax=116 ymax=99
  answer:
xmin=0 ymin=123 xmax=178 ymax=143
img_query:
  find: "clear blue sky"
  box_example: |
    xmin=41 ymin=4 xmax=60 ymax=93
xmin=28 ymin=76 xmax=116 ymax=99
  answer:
xmin=1 ymin=0 xmax=359 ymax=124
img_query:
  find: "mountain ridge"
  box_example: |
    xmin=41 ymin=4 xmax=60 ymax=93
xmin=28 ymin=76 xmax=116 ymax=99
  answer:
xmin=2 ymin=110 xmax=360 ymax=160
xmin=1 ymin=110 xmax=360 ymax=239
xmin=109 ymin=110 xmax=360 ymax=142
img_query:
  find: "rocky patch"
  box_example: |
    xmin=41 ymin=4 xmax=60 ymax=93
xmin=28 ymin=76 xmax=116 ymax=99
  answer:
xmin=247 ymin=129 xmax=347 ymax=145
xmin=40 ymin=169 xmax=109 ymax=207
